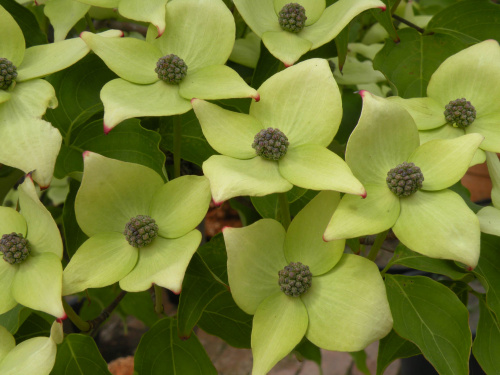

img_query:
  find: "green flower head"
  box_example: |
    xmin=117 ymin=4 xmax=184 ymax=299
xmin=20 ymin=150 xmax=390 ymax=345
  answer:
xmin=324 ymin=92 xmax=483 ymax=268
xmin=0 ymin=177 xmax=65 ymax=318
xmin=477 ymin=152 xmax=500 ymax=236
xmin=80 ymin=0 xmax=259 ymax=134
xmin=62 ymin=152 xmax=211 ymax=295
xmin=224 ymin=191 xmax=393 ymax=375
xmin=233 ymin=0 xmax=385 ymax=66
xmin=192 ymin=58 xmax=365 ymax=204
xmin=389 ymin=40 xmax=500 ymax=166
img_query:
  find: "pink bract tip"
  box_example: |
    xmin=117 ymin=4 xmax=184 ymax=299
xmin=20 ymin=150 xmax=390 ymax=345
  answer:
xmin=103 ymin=122 xmax=113 ymax=135
xmin=466 ymin=266 xmax=474 ymax=272
xmin=190 ymin=98 xmax=198 ymax=104
xmin=358 ymin=90 xmax=368 ymax=98
xmin=253 ymin=93 xmax=261 ymax=102
xmin=379 ymin=5 xmax=387 ymax=11
xmin=82 ymin=151 xmax=92 ymax=160
xmin=173 ymin=289 xmax=181 ymax=296
xmin=322 ymin=234 xmax=329 ymax=242
xmin=221 ymin=226 xmax=231 ymax=233
xmin=212 ymin=198 xmax=223 ymax=207
xmin=284 ymin=63 xmax=293 ymax=68
xmin=361 ymin=191 xmax=367 ymax=199
xmin=57 ymin=314 xmax=67 ymax=323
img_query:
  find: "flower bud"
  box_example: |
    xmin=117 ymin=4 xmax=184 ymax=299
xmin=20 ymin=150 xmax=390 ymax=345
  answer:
xmin=386 ymin=162 xmax=424 ymax=197
xmin=278 ymin=262 xmax=312 ymax=297
xmin=155 ymin=54 xmax=188 ymax=84
xmin=278 ymin=3 xmax=307 ymax=33
xmin=252 ymin=128 xmax=289 ymax=161
xmin=444 ymin=98 xmax=476 ymax=128
xmin=124 ymin=215 xmax=159 ymax=248
xmin=1 ymin=232 xmax=30 ymax=264
xmin=0 ymin=58 xmax=17 ymax=90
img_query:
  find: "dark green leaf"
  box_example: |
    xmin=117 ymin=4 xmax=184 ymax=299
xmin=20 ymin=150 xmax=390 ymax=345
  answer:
xmin=334 ymin=89 xmax=362 ymax=145
xmin=376 ymin=329 xmax=421 ymax=375
xmin=229 ymin=197 xmax=261 ymax=227
xmin=251 ymin=41 xmax=282 ymax=88
xmin=370 ymin=1 xmax=399 ymax=43
xmin=0 ymin=0 xmax=47 ymax=47
xmin=419 ymin=0 xmax=460 ymax=15
xmin=373 ymin=27 xmax=466 ymax=98
xmin=50 ymin=334 xmax=111 ymax=375
xmin=334 ymin=24 xmax=350 ymax=72
xmin=251 ymin=186 xmax=308 ymax=219
xmin=120 ymin=291 xmax=160 ymax=328
xmin=79 ymin=285 xmax=124 ymax=322
xmin=62 ymin=179 xmax=88 ymax=258
xmin=472 ymin=298 xmax=500 ymax=374
xmin=0 ymin=305 xmax=31 ymax=334
xmin=349 ymin=350 xmax=370 ymax=375
xmin=294 ymin=338 xmax=322 ymax=370
xmin=0 ymin=166 xmax=23 ymax=206
xmin=439 ymin=280 xmax=470 ymax=306
xmin=14 ymin=312 xmax=51 ymax=344
xmin=198 ymin=233 xmax=229 ymax=284
xmin=474 ymin=233 xmax=500 ymax=321
xmin=54 ymin=118 xmax=166 ymax=180
xmin=135 ymin=317 xmax=217 ymax=375
xmin=385 ymin=275 xmax=471 ymax=375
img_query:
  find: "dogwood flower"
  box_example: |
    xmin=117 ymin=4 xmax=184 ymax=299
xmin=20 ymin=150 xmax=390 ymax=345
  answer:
xmin=192 ymin=58 xmax=365 ymax=204
xmin=224 ymin=191 xmax=393 ymax=375
xmin=324 ymin=91 xmax=483 ymax=268
xmin=62 ymin=152 xmax=211 ymax=295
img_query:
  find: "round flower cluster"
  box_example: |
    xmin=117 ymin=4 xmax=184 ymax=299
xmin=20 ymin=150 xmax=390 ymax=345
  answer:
xmin=252 ymin=127 xmax=290 ymax=161
xmin=386 ymin=162 xmax=424 ymax=197
xmin=0 ymin=232 xmax=30 ymax=264
xmin=155 ymin=54 xmax=188 ymax=84
xmin=124 ymin=215 xmax=159 ymax=248
xmin=278 ymin=3 xmax=307 ymax=33
xmin=444 ymin=98 xmax=476 ymax=128
xmin=0 ymin=58 xmax=17 ymax=90
xmin=278 ymin=261 xmax=312 ymax=297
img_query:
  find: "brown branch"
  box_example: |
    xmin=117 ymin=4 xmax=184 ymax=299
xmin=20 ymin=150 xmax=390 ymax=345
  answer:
xmin=87 ymin=291 xmax=127 ymax=333
xmin=392 ymin=14 xmax=425 ymax=34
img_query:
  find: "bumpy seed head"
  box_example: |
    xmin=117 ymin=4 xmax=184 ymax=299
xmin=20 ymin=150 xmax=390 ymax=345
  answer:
xmin=124 ymin=215 xmax=159 ymax=248
xmin=444 ymin=98 xmax=476 ymax=128
xmin=386 ymin=162 xmax=424 ymax=197
xmin=0 ymin=58 xmax=17 ymax=90
xmin=278 ymin=262 xmax=312 ymax=297
xmin=278 ymin=3 xmax=307 ymax=33
xmin=1 ymin=233 xmax=30 ymax=265
xmin=155 ymin=54 xmax=187 ymax=84
xmin=252 ymin=128 xmax=289 ymax=161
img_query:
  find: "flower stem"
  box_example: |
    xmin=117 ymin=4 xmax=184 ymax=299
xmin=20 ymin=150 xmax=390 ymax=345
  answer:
xmin=392 ymin=14 xmax=425 ymax=34
xmin=62 ymin=298 xmax=90 ymax=332
xmin=278 ymin=193 xmax=291 ymax=231
xmin=173 ymin=115 xmax=182 ymax=179
xmin=88 ymin=290 xmax=127 ymax=332
xmin=154 ymin=284 xmax=164 ymax=314
xmin=367 ymin=230 xmax=389 ymax=262
xmin=85 ymin=13 xmax=96 ymax=33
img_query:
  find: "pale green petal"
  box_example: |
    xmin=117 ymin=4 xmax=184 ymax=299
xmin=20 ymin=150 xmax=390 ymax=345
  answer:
xmin=118 ymin=0 xmax=168 ymax=36
xmin=324 ymin=184 xmax=400 ymax=241
xmin=346 ymin=91 xmax=419 ymax=185
xmin=179 ymin=64 xmax=258 ymax=100
xmin=233 ymin=0 xmax=281 ymax=37
xmin=331 ymin=56 xmax=385 ymax=85
xmin=12 ymin=253 xmax=64 ymax=318
xmin=0 ymin=80 xmax=57 ymax=121
xmin=0 ymin=91 xmax=11 ymax=105
xmin=0 ymin=207 xmax=26 ymax=236
xmin=427 ymin=40 xmax=500 ymax=114
xmin=477 ymin=206 xmax=500 ymax=236
xmin=75 ymin=152 xmax=164 ymax=236
xmin=394 ymin=190 xmax=480 ymax=268
xmin=302 ymin=254 xmax=392 ymax=351
xmin=387 ymin=96 xmax=445 ymax=130
xmin=203 ymin=155 xmax=292 ymax=204
xmin=261 ymin=31 xmax=312 ymax=66
xmin=0 ymin=118 xmax=61 ymax=188
xmin=62 ymin=232 xmax=138 ymax=295
xmin=224 ymin=220 xmax=287 ymax=315
xmin=49 ymin=320 xmax=64 ymax=345
xmin=0 ymin=335 xmax=56 ymax=375
xmin=301 ymin=0 xmax=385 ymax=49
xmin=0 ymin=5 xmax=25 ymax=66
xmin=486 ymin=152 xmax=500 ymax=208
xmin=102 ymin=79 xmax=191 ymax=131
xmin=17 ymin=38 xmax=89 ymax=82
xmin=80 ymin=32 xmax=161 ymax=84
xmin=19 ymin=177 xmax=63 ymax=258
xmin=250 ymin=59 xmax=342 ymax=147
xmin=0 ymin=261 xmax=17 ymax=315
xmin=148 ymin=0 xmax=235 ymax=72
xmin=284 ymin=191 xmax=344 ymax=275
xmin=467 ymin=112 xmax=500 ymax=153
xmin=229 ymin=32 xmax=261 ymax=69
xmin=279 ymin=145 xmax=366 ymax=196
xmin=274 ymin=0 xmax=325 ymax=25
xmin=150 ymin=176 xmax=211 ymax=239
xmin=119 ymin=230 xmax=201 ymax=293
xmin=192 ymin=99 xmax=262 ymax=159
xmin=408 ymin=134 xmax=484 ymax=191
xmin=44 ymin=0 xmax=90 ymax=42
xmin=252 ymin=292 xmax=308 ymax=375
xmin=0 ymin=325 xmax=15 ymax=363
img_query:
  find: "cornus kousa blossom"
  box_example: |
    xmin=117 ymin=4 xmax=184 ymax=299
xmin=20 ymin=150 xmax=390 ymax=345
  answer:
xmin=192 ymin=58 xmax=365 ymax=204
xmin=0 ymin=177 xmax=65 ymax=318
xmin=389 ymin=40 xmax=500 ymax=166
xmin=477 ymin=152 xmax=500 ymax=236
xmin=324 ymin=92 xmax=483 ymax=268
xmin=80 ymin=0 xmax=258 ymax=133
xmin=233 ymin=0 xmax=385 ymax=66
xmin=224 ymin=191 xmax=393 ymax=375
xmin=62 ymin=152 xmax=211 ymax=295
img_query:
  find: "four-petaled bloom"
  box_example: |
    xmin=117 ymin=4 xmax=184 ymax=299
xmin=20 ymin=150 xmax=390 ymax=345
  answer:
xmin=80 ymin=0 xmax=259 ymax=133
xmin=324 ymin=91 xmax=483 ymax=268
xmin=224 ymin=191 xmax=393 ymax=375
xmin=192 ymin=58 xmax=365 ymax=204
xmin=62 ymin=152 xmax=211 ymax=295
xmin=0 ymin=177 xmax=65 ymax=318
xmin=477 ymin=152 xmax=500 ymax=236
xmin=389 ymin=40 xmax=500 ymax=166
xmin=234 ymin=0 xmax=385 ymax=66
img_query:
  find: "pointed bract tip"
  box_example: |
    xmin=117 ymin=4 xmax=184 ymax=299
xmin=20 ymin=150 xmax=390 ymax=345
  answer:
xmin=466 ymin=266 xmax=474 ymax=272
xmin=322 ymin=234 xmax=329 ymax=242
xmin=284 ymin=62 xmax=293 ymax=68
xmin=379 ymin=5 xmax=387 ymax=11
xmin=57 ymin=313 xmax=67 ymax=323
xmin=361 ymin=190 xmax=367 ymax=199
xmin=82 ymin=151 xmax=92 ymax=160
xmin=190 ymin=98 xmax=198 ymax=104
xmin=221 ymin=226 xmax=232 ymax=233
xmin=103 ymin=122 xmax=113 ymax=135
xmin=358 ymin=90 xmax=368 ymax=98
xmin=173 ymin=289 xmax=181 ymax=295
xmin=119 ymin=31 xmax=125 ymax=38
xmin=156 ymin=25 xmax=165 ymax=38
xmin=34 ymin=0 xmax=39 ymax=5
xmin=253 ymin=93 xmax=261 ymax=102
xmin=212 ymin=198 xmax=223 ymax=207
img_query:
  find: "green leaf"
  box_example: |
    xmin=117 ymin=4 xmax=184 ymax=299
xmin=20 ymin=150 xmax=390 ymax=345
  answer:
xmin=376 ymin=329 xmax=421 ymax=375
xmin=349 ymin=350 xmax=370 ymax=375
xmin=334 ymin=24 xmax=350 ymax=72
xmin=0 ymin=0 xmax=47 ymax=47
xmin=427 ymin=0 xmax=500 ymax=44
xmin=134 ymin=317 xmax=217 ymax=375
xmin=391 ymin=244 xmax=470 ymax=280
xmin=13 ymin=313 xmax=51 ymax=344
xmin=474 ymin=233 xmax=500 ymax=321
xmin=385 ymin=275 xmax=471 ymax=375
xmin=50 ymin=334 xmax=111 ymax=375
xmin=251 ymin=41 xmax=282 ymax=89
xmin=370 ymin=0 xmax=399 ymax=42
xmin=78 ymin=285 xmax=124 ymax=322
xmin=472 ymin=298 xmax=500 ymax=374
xmin=119 ymin=291 xmax=160 ymax=328
xmin=0 ymin=305 xmax=30 ymax=334
xmin=439 ymin=280 xmax=470 ymax=307
xmin=45 ymin=54 xmax=117 ymax=142
xmin=159 ymin=110 xmax=217 ymax=168
xmin=0 ymin=167 xmax=23 ymax=206
xmin=250 ymin=186 xmax=308 ymax=219
xmin=54 ymin=118 xmax=166 ymax=180
xmin=373 ymin=27 xmax=466 ymax=98
xmin=62 ymin=179 xmax=88 ymax=259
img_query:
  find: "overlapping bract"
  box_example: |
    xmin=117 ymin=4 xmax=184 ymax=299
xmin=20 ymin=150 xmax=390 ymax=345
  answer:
xmin=477 ymin=152 xmax=500 ymax=236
